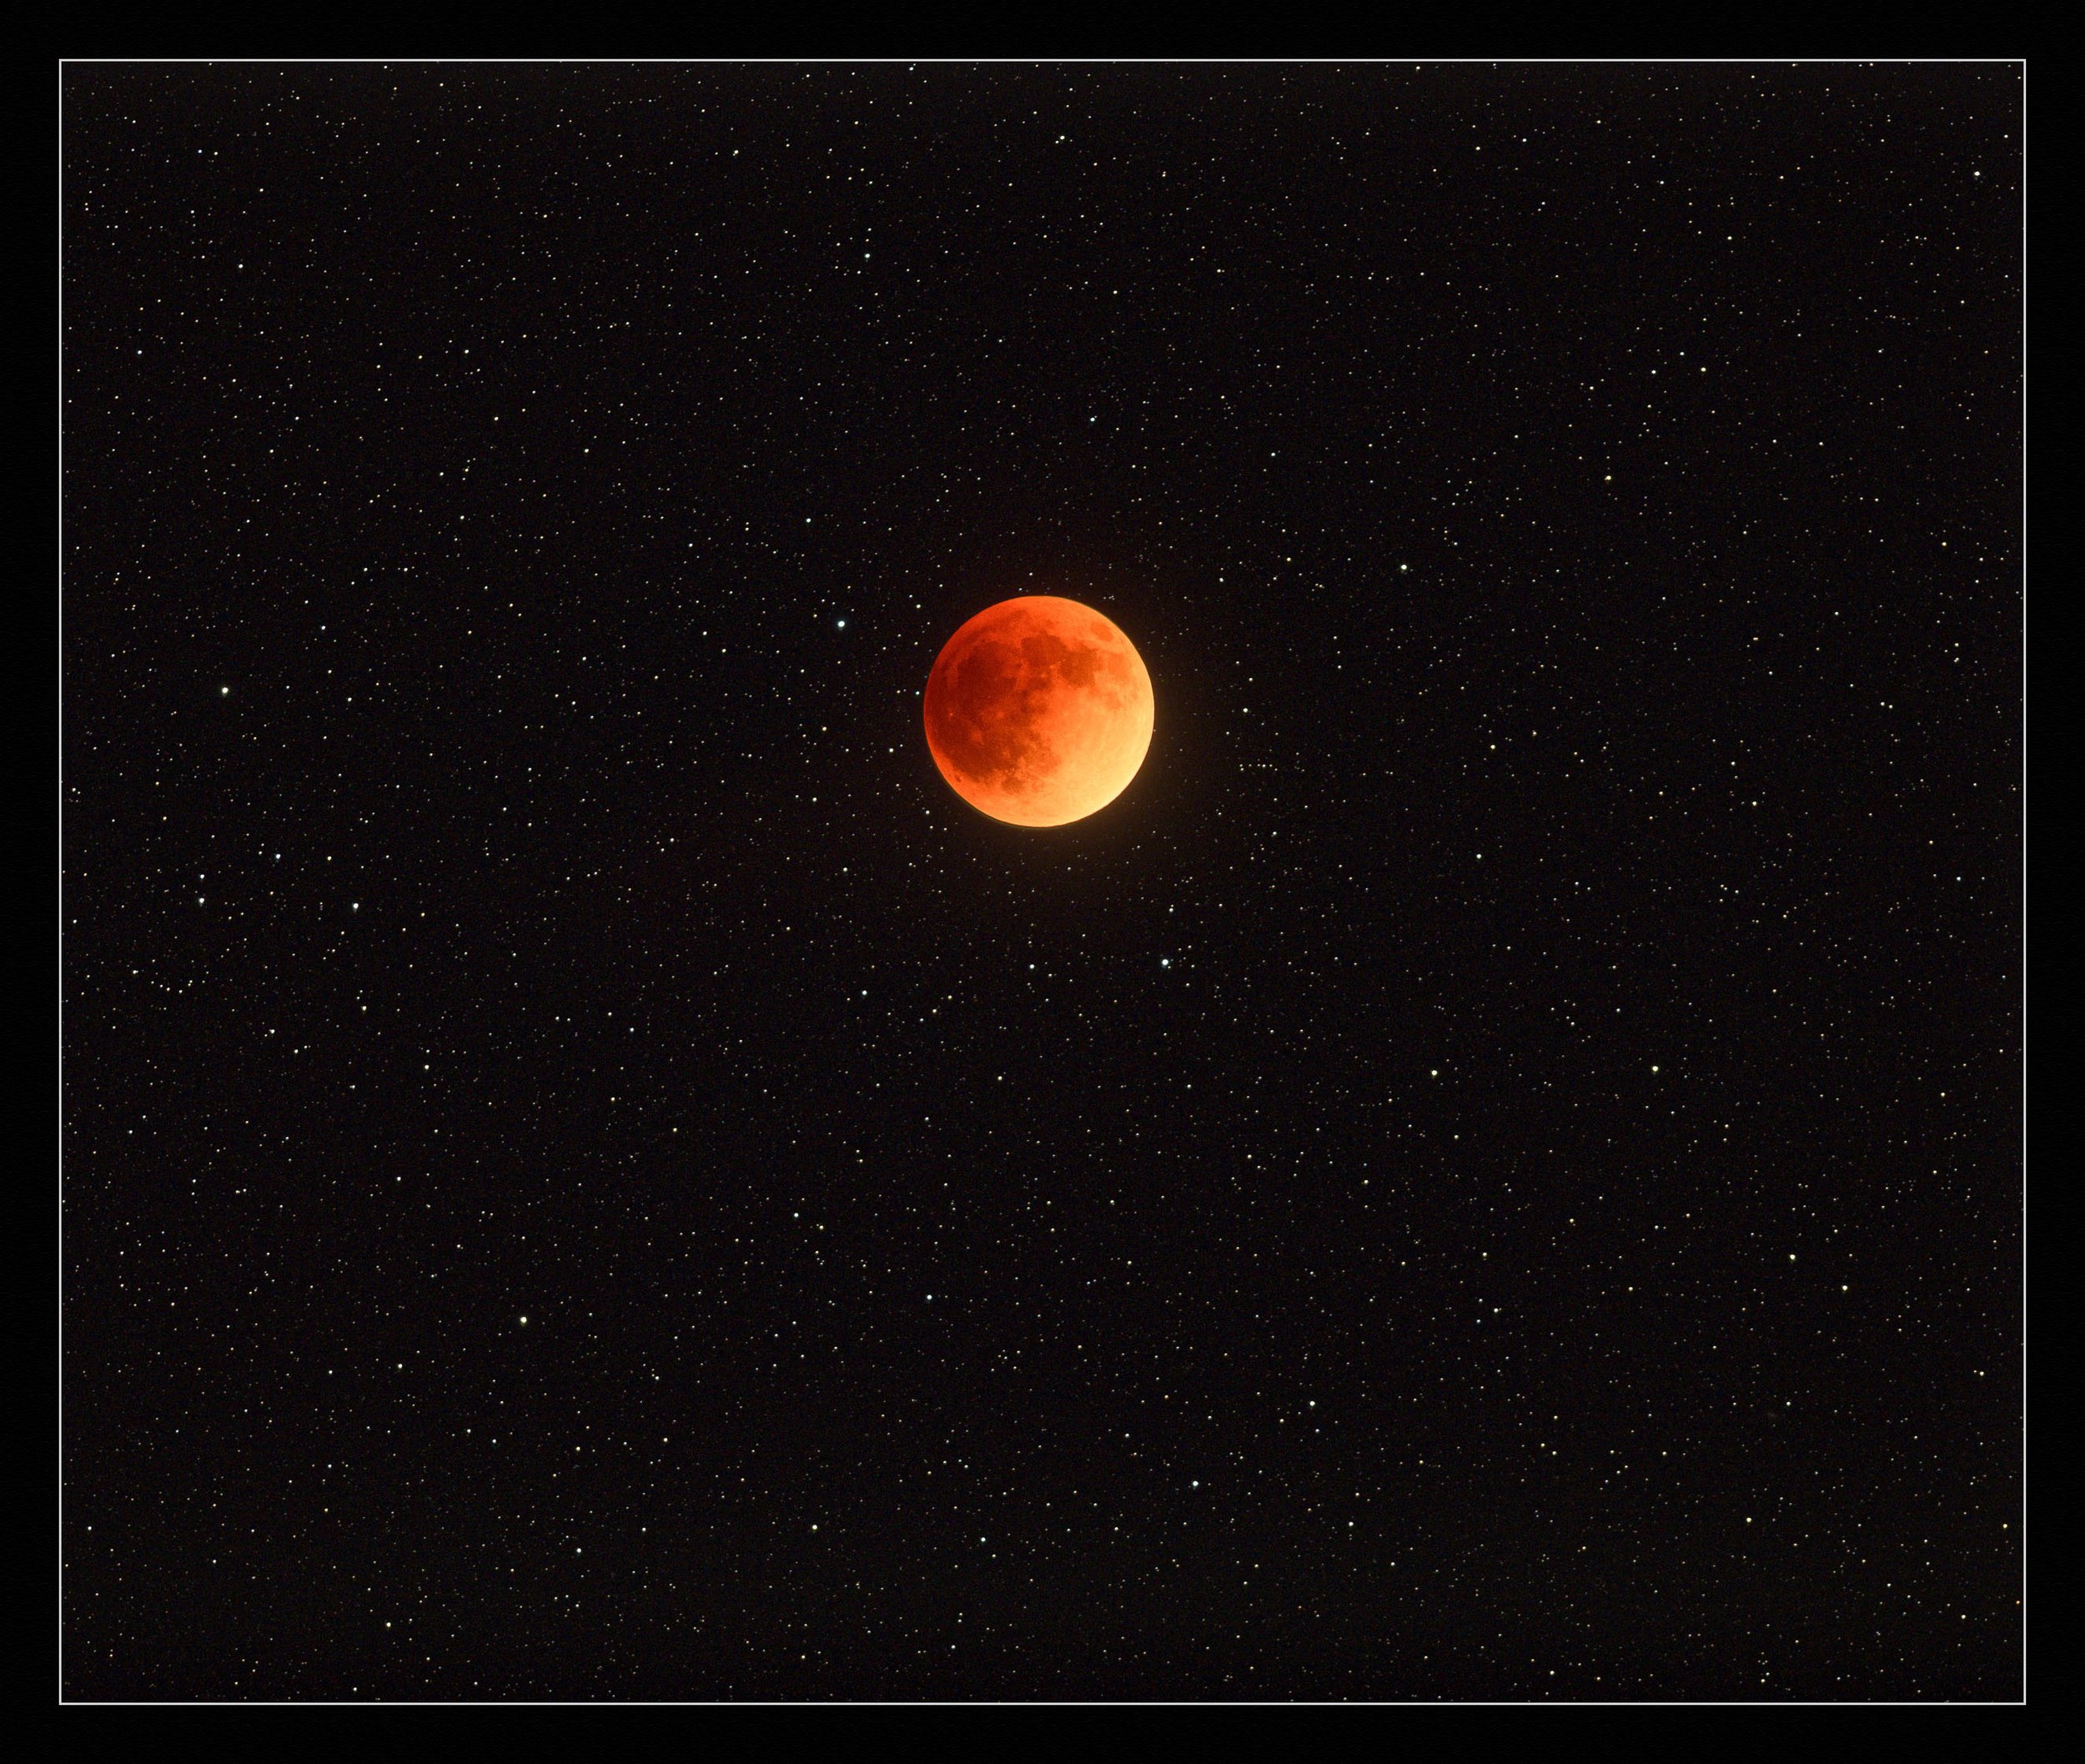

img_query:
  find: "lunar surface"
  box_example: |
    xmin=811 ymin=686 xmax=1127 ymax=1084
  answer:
xmin=922 ymin=596 xmax=1154 ymax=827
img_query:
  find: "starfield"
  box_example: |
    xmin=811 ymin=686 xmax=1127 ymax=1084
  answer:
xmin=61 ymin=63 xmax=2022 ymax=1701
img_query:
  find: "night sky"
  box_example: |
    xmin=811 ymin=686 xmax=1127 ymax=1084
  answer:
xmin=62 ymin=63 xmax=2022 ymax=1701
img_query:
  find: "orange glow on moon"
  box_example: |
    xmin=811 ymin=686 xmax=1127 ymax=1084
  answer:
xmin=923 ymin=596 xmax=1154 ymax=827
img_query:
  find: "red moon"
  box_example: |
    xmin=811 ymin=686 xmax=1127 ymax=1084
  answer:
xmin=923 ymin=596 xmax=1155 ymax=827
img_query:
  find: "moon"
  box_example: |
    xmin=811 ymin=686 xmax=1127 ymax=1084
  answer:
xmin=923 ymin=596 xmax=1155 ymax=827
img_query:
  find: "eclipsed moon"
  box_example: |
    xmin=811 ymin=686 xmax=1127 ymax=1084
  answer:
xmin=922 ymin=596 xmax=1154 ymax=827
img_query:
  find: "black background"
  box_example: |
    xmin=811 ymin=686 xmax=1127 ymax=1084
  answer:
xmin=63 ymin=63 xmax=2021 ymax=1700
